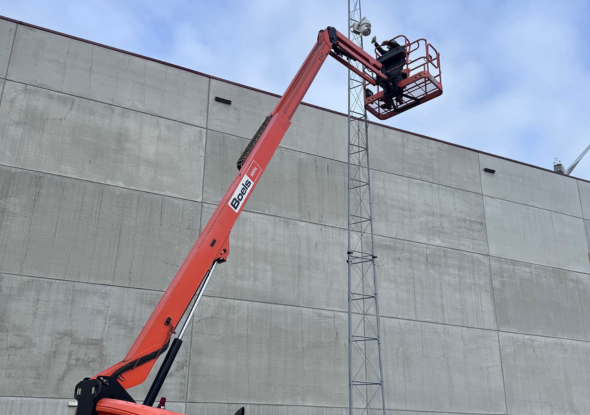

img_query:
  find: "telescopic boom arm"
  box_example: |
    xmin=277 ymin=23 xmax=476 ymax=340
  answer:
xmin=74 ymin=26 xmax=442 ymax=415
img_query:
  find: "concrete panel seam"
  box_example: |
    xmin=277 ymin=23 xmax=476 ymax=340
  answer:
xmin=0 ymin=158 xmax=494 ymax=262
xmin=4 ymin=82 xmax=488 ymax=203
xmin=202 ymin=201 xmax=495 ymax=258
xmin=487 ymin=252 xmax=590 ymax=276
xmin=205 ymin=78 xmax=211 ymax=130
xmin=0 ymin=23 xmax=15 ymax=105
xmin=0 ymin=162 xmax=203 ymax=204
xmin=9 ymin=269 xmax=590 ymax=343
xmin=207 ymin=127 xmax=350 ymax=165
xmin=5 ymin=79 xmax=207 ymax=130
xmin=379 ymin=314 xmax=499 ymax=335
xmin=385 ymin=412 xmax=504 ymax=415
xmin=497 ymin=328 xmax=590 ymax=345
xmin=480 ymin=152 xmax=508 ymax=412
xmin=494 ymin=332 xmax=509 ymax=414
xmin=184 ymin=202 xmax=206 ymax=403
xmin=182 ymin=290 xmax=507 ymax=334
xmin=0 ymin=398 xmax=504 ymax=414
xmin=185 ymin=401 xmax=503 ymax=415
xmin=208 ymin=127 xmax=487 ymax=198
xmin=474 ymin=150 xmax=484 ymax=195
xmin=200 ymin=201 xmax=348 ymax=231
xmin=198 ymin=293 xmax=508 ymax=334
xmin=478 ymin=195 xmax=491 ymax=256
xmin=577 ymin=181 xmax=590 ymax=256
xmin=0 ymin=77 xmax=5 ymax=108
xmin=198 ymin=80 xmax=211 ymax=224
xmin=1 ymin=21 xmax=16 ymax=79
xmin=0 ymin=396 xmax=186 ymax=405
xmin=195 ymin=79 xmax=212 ymax=212
xmin=207 ymin=199 xmax=494 ymax=255
xmin=0 ymin=271 xmax=168 ymax=293
xmin=483 ymin=193 xmax=585 ymax=220
xmin=187 ymin=79 xmax=211 ymax=402
xmin=187 ymin=402 xmax=349 ymax=409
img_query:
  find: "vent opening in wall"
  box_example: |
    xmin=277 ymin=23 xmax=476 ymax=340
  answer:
xmin=215 ymin=97 xmax=232 ymax=105
xmin=483 ymin=168 xmax=495 ymax=174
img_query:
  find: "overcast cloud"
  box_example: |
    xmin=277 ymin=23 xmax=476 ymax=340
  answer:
xmin=2 ymin=0 xmax=590 ymax=178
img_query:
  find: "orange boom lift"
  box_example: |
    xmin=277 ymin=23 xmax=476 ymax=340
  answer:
xmin=73 ymin=26 xmax=442 ymax=415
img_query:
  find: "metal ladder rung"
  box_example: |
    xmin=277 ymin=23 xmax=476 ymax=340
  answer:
xmin=350 ymin=184 xmax=369 ymax=190
xmin=351 ymin=293 xmax=376 ymax=301
xmin=349 ymin=259 xmax=374 ymax=265
xmin=348 ymin=250 xmax=373 ymax=256
xmin=348 ymin=253 xmax=375 ymax=260
xmin=351 ymin=381 xmax=383 ymax=386
xmin=352 ymin=335 xmax=379 ymax=342
xmin=350 ymin=219 xmax=371 ymax=226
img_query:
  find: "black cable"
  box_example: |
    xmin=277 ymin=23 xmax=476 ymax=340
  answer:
xmin=237 ymin=114 xmax=273 ymax=170
xmin=112 ymin=338 xmax=171 ymax=380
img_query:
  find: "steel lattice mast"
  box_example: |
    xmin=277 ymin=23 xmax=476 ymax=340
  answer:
xmin=347 ymin=2 xmax=386 ymax=415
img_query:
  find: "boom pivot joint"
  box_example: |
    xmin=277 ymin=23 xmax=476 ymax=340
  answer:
xmin=74 ymin=376 xmax=134 ymax=415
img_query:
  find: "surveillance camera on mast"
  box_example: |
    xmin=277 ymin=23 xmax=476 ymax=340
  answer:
xmin=351 ymin=16 xmax=371 ymax=36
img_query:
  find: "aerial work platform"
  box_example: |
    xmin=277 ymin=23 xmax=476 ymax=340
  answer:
xmin=364 ymin=35 xmax=442 ymax=119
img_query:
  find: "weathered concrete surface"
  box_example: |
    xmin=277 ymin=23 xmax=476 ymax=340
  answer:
xmin=584 ymin=220 xmax=590 ymax=253
xmin=186 ymin=403 xmax=346 ymax=415
xmin=372 ymin=170 xmax=488 ymax=254
xmin=500 ymin=332 xmax=590 ymax=415
xmin=203 ymin=205 xmax=347 ymax=312
xmin=207 ymin=79 xmax=277 ymax=139
xmin=203 ymin=130 xmax=347 ymax=228
xmin=207 ymin=80 xmax=349 ymax=162
xmin=0 ymin=166 xmax=201 ymax=291
xmin=0 ymin=274 xmax=189 ymax=400
xmin=187 ymin=296 xmax=348 ymax=407
xmin=376 ymin=236 xmax=496 ymax=329
xmin=185 ymin=405 xmax=498 ymax=415
xmin=0 ymin=398 xmax=76 ymax=415
xmin=484 ymin=197 xmax=590 ymax=273
xmin=381 ymin=318 xmax=506 ymax=414
xmin=7 ymin=25 xmax=210 ymax=127
xmin=387 ymin=412 xmax=496 ymax=415
xmin=0 ymin=81 xmax=206 ymax=199
xmin=0 ymin=19 xmax=15 ymax=78
xmin=492 ymin=257 xmax=590 ymax=341
xmin=371 ymin=125 xmax=482 ymax=194
xmin=286 ymin=104 xmax=348 ymax=163
xmin=480 ymin=154 xmax=582 ymax=217
xmin=577 ymin=180 xmax=590 ymax=219
xmin=0 ymin=397 xmax=186 ymax=415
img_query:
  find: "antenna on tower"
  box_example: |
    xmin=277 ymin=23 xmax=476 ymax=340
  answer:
xmin=554 ymin=144 xmax=590 ymax=175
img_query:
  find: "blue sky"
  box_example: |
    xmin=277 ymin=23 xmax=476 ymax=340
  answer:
xmin=3 ymin=0 xmax=590 ymax=178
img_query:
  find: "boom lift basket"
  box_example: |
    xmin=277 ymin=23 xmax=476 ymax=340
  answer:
xmin=364 ymin=36 xmax=442 ymax=120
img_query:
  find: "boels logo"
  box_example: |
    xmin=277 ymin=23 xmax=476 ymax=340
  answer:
xmin=229 ymin=161 xmax=261 ymax=213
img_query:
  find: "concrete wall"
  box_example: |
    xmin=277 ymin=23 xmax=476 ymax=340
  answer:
xmin=1 ymin=17 xmax=590 ymax=415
